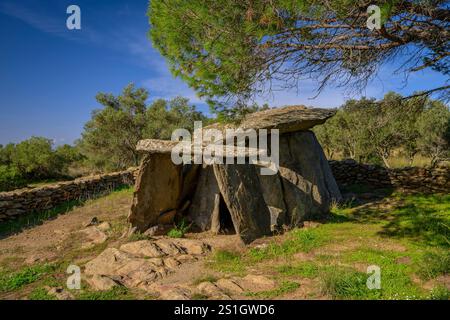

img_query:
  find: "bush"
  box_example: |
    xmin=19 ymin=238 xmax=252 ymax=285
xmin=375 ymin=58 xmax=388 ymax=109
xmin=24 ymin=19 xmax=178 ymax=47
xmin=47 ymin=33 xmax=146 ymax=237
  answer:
xmin=0 ymin=138 xmax=83 ymax=191
xmin=0 ymin=165 xmax=26 ymax=191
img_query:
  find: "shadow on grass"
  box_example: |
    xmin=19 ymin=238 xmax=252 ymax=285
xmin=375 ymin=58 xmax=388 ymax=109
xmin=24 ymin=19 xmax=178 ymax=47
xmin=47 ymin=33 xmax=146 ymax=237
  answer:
xmin=0 ymin=185 xmax=132 ymax=239
xmin=378 ymin=195 xmax=450 ymax=248
xmin=328 ymin=193 xmax=450 ymax=248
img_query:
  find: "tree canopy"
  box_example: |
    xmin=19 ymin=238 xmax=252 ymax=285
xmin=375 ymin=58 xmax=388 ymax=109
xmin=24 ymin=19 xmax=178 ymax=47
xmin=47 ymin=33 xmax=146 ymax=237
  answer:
xmin=314 ymin=93 xmax=450 ymax=167
xmin=0 ymin=138 xmax=83 ymax=191
xmin=78 ymin=84 xmax=208 ymax=171
xmin=149 ymin=0 xmax=449 ymax=114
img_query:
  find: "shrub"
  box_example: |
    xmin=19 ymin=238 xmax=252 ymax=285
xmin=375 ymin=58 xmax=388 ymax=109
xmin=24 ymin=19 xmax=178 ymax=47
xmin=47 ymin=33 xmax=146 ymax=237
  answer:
xmin=167 ymin=219 xmax=190 ymax=238
xmin=0 ymin=165 xmax=26 ymax=191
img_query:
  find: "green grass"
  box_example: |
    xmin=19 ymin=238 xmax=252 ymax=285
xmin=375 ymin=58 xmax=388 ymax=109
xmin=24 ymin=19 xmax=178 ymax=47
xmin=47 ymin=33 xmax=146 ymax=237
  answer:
xmin=248 ymin=228 xmax=328 ymax=262
xmin=168 ymin=219 xmax=190 ymax=238
xmin=418 ymin=251 xmax=450 ymax=280
xmin=208 ymin=193 xmax=450 ymax=300
xmin=76 ymin=286 xmax=134 ymax=300
xmin=429 ymin=285 xmax=450 ymax=300
xmin=341 ymin=248 xmax=425 ymax=299
xmin=127 ymin=232 xmax=152 ymax=242
xmin=0 ymin=200 xmax=83 ymax=236
xmin=28 ymin=287 xmax=57 ymax=300
xmin=191 ymin=293 xmax=209 ymax=300
xmin=246 ymin=281 xmax=300 ymax=299
xmin=208 ymin=250 xmax=245 ymax=274
xmin=319 ymin=266 xmax=380 ymax=300
xmin=0 ymin=264 xmax=56 ymax=292
xmin=276 ymin=262 xmax=320 ymax=278
xmin=192 ymin=275 xmax=219 ymax=286
xmin=380 ymin=194 xmax=450 ymax=248
xmin=335 ymin=193 xmax=450 ymax=248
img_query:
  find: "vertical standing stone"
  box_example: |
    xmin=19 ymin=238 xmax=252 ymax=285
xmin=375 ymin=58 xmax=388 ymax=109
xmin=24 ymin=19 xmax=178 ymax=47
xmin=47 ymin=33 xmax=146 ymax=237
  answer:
xmin=257 ymin=172 xmax=288 ymax=229
xmin=279 ymin=131 xmax=341 ymax=226
xmin=128 ymin=153 xmax=183 ymax=231
xmin=187 ymin=165 xmax=221 ymax=231
xmin=213 ymin=163 xmax=272 ymax=244
xmin=210 ymin=193 xmax=221 ymax=234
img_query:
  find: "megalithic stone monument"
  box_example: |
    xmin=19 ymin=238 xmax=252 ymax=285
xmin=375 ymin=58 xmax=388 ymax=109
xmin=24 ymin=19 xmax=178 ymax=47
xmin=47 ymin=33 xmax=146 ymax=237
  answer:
xmin=128 ymin=105 xmax=341 ymax=244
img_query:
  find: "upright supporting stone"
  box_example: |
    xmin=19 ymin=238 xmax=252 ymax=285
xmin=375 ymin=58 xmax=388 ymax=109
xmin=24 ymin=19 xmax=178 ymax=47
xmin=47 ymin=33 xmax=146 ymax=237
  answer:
xmin=213 ymin=164 xmax=272 ymax=244
xmin=257 ymin=172 xmax=288 ymax=229
xmin=279 ymin=131 xmax=341 ymax=225
xmin=128 ymin=153 xmax=183 ymax=231
xmin=210 ymin=193 xmax=221 ymax=234
xmin=187 ymin=165 xmax=221 ymax=231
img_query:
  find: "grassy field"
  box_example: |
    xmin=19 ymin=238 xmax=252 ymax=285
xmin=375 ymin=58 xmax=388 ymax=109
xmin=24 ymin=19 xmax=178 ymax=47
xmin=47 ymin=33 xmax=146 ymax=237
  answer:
xmin=0 ymin=186 xmax=448 ymax=300
xmin=207 ymin=192 xmax=450 ymax=300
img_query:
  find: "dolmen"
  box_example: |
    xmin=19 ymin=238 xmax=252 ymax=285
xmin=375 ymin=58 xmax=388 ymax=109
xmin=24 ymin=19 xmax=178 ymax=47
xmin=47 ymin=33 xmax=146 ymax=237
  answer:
xmin=128 ymin=105 xmax=342 ymax=244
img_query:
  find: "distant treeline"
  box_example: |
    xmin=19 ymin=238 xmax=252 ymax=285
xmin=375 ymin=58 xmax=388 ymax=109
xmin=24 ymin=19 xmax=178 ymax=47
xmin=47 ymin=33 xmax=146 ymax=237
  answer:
xmin=0 ymin=84 xmax=211 ymax=191
xmin=313 ymin=92 xmax=450 ymax=168
xmin=1 ymin=85 xmax=449 ymax=192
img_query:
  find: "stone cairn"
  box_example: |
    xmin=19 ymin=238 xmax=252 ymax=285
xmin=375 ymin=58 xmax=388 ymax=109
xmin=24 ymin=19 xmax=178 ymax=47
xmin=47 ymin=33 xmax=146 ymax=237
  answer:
xmin=128 ymin=106 xmax=342 ymax=244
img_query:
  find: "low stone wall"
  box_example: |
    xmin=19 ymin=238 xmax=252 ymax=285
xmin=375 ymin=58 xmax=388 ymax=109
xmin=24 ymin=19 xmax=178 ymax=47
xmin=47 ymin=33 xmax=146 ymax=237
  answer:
xmin=329 ymin=160 xmax=450 ymax=193
xmin=1 ymin=160 xmax=448 ymax=224
xmin=0 ymin=168 xmax=138 ymax=223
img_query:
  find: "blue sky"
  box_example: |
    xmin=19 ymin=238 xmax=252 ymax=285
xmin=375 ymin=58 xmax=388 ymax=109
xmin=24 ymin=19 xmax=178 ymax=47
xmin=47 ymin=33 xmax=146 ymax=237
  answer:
xmin=0 ymin=0 xmax=448 ymax=146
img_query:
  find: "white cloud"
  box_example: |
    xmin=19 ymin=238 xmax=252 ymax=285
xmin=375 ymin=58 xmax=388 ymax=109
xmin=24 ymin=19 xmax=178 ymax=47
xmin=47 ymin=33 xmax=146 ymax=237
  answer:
xmin=0 ymin=1 xmax=65 ymax=36
xmin=143 ymin=75 xmax=205 ymax=105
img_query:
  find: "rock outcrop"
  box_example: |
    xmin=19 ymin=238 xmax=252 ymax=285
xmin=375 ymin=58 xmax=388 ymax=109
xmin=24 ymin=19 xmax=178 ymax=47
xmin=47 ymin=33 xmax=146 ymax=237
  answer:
xmin=84 ymin=238 xmax=211 ymax=291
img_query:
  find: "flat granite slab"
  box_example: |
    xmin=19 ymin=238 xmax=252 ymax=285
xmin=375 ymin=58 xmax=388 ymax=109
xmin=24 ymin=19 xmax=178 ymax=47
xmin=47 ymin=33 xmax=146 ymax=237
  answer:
xmin=240 ymin=105 xmax=336 ymax=133
xmin=136 ymin=105 xmax=336 ymax=153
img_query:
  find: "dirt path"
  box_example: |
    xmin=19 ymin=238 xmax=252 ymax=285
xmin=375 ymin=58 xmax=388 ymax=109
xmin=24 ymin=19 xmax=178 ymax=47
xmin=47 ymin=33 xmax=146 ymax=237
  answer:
xmin=0 ymin=189 xmax=133 ymax=268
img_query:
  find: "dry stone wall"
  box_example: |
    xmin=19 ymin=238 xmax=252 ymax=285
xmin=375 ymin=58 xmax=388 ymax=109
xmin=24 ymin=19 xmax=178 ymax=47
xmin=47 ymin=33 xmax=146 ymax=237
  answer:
xmin=0 ymin=168 xmax=137 ymax=223
xmin=0 ymin=159 xmax=448 ymax=224
xmin=329 ymin=160 xmax=449 ymax=193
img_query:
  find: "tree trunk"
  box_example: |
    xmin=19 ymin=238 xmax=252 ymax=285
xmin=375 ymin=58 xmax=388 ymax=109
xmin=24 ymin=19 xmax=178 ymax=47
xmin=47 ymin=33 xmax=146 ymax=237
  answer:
xmin=212 ymin=163 xmax=272 ymax=244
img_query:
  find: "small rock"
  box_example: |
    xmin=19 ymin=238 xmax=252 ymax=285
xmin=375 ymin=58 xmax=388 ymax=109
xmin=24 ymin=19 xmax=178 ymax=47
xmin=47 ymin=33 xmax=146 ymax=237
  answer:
xmin=120 ymin=240 xmax=167 ymax=258
xmin=163 ymin=257 xmax=181 ymax=269
xmin=25 ymin=255 xmax=42 ymax=265
xmin=237 ymin=275 xmax=277 ymax=292
xmin=143 ymin=224 xmax=171 ymax=237
xmin=83 ymin=217 xmax=99 ymax=228
xmin=97 ymin=222 xmax=111 ymax=232
xmin=154 ymin=239 xmax=185 ymax=255
xmin=46 ymin=287 xmax=74 ymax=300
xmin=86 ymin=275 xmax=120 ymax=291
xmin=143 ymin=225 xmax=159 ymax=237
xmin=302 ymin=221 xmax=321 ymax=229
xmin=80 ymin=226 xmax=107 ymax=249
xmin=197 ymin=282 xmax=231 ymax=300
xmin=176 ymin=254 xmax=198 ymax=264
xmin=121 ymin=226 xmax=137 ymax=239
xmin=172 ymin=238 xmax=211 ymax=255
xmin=215 ymin=278 xmax=244 ymax=294
xmin=149 ymin=284 xmax=191 ymax=300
